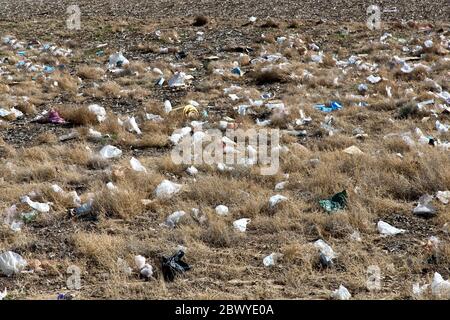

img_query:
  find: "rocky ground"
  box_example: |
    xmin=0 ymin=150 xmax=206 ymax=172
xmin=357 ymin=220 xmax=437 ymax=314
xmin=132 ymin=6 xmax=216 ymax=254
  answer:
xmin=0 ymin=2 xmax=449 ymax=300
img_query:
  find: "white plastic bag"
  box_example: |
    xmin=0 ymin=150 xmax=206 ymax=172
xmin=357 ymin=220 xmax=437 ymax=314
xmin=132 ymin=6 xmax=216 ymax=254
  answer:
xmin=165 ymin=211 xmax=186 ymax=228
xmin=431 ymin=272 xmax=450 ymax=299
xmin=269 ymin=194 xmax=287 ymax=208
xmin=130 ymin=157 xmax=146 ymax=172
xmin=0 ymin=251 xmax=27 ymax=276
xmin=215 ymin=205 xmax=229 ymax=216
xmin=331 ymin=285 xmax=352 ymax=300
xmin=21 ymin=195 xmax=51 ymax=213
xmin=88 ymin=104 xmax=106 ymax=122
xmin=377 ymin=220 xmax=406 ymax=235
xmin=155 ymin=180 xmax=182 ymax=199
xmin=99 ymin=145 xmax=122 ymax=159
xmin=233 ymin=218 xmax=250 ymax=232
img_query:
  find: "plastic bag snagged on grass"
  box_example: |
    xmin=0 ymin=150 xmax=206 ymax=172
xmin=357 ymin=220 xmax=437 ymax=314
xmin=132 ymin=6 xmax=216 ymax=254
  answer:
xmin=99 ymin=145 xmax=122 ymax=159
xmin=377 ymin=220 xmax=406 ymax=236
xmin=314 ymin=101 xmax=342 ymax=113
xmin=0 ymin=251 xmax=27 ymax=276
xmin=107 ymin=52 xmax=129 ymax=69
xmin=319 ymin=190 xmax=347 ymax=213
xmin=0 ymin=288 xmax=7 ymax=300
xmin=331 ymin=285 xmax=352 ymax=300
xmin=155 ymin=180 xmax=182 ymax=199
xmin=413 ymin=194 xmax=437 ymax=218
xmin=161 ymin=250 xmax=191 ymax=282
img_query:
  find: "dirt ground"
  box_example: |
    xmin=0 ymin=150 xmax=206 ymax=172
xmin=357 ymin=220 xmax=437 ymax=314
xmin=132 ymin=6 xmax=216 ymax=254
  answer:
xmin=0 ymin=1 xmax=449 ymax=300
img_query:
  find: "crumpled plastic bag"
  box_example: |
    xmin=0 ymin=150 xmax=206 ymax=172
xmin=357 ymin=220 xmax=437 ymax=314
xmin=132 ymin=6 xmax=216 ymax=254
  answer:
xmin=134 ymin=255 xmax=153 ymax=279
xmin=436 ymin=191 xmax=450 ymax=204
xmin=331 ymin=285 xmax=352 ymax=300
xmin=269 ymin=194 xmax=287 ymax=208
xmin=123 ymin=116 xmax=141 ymax=135
xmin=314 ymin=239 xmax=336 ymax=268
xmin=155 ymin=180 xmax=182 ymax=199
xmin=0 ymin=288 xmax=7 ymax=300
xmin=88 ymin=104 xmax=106 ymax=123
xmin=413 ymin=194 xmax=437 ymax=218
xmin=233 ymin=218 xmax=250 ymax=232
xmin=165 ymin=211 xmax=186 ymax=228
xmin=314 ymin=101 xmax=342 ymax=113
xmin=161 ymin=250 xmax=191 ymax=282
xmin=431 ymin=272 xmax=450 ymax=299
xmin=215 ymin=205 xmax=229 ymax=216
xmin=0 ymin=251 xmax=27 ymax=276
xmin=377 ymin=220 xmax=406 ymax=236
xmin=21 ymin=195 xmax=51 ymax=213
xmin=263 ymin=252 xmax=281 ymax=267
xmin=47 ymin=110 xmax=66 ymax=124
xmin=130 ymin=157 xmax=146 ymax=172
xmin=99 ymin=145 xmax=122 ymax=159
xmin=319 ymin=190 xmax=347 ymax=213
xmin=107 ymin=52 xmax=129 ymax=70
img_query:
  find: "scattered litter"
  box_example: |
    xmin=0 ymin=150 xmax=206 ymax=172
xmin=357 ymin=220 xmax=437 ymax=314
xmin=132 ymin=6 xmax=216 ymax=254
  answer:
xmin=130 ymin=157 xmax=146 ymax=172
xmin=135 ymin=255 xmax=153 ymax=279
xmin=0 ymin=288 xmax=7 ymax=300
xmin=233 ymin=218 xmax=251 ymax=232
xmin=314 ymin=239 xmax=336 ymax=267
xmin=269 ymin=194 xmax=287 ymax=208
xmin=331 ymin=285 xmax=351 ymax=300
xmin=107 ymin=52 xmax=129 ymax=70
xmin=319 ymin=190 xmax=347 ymax=213
xmin=215 ymin=205 xmax=229 ymax=216
xmin=314 ymin=101 xmax=342 ymax=112
xmin=88 ymin=104 xmax=106 ymax=122
xmin=21 ymin=195 xmax=51 ymax=213
xmin=413 ymin=194 xmax=437 ymax=218
xmin=377 ymin=220 xmax=406 ymax=236
xmin=99 ymin=145 xmax=122 ymax=159
xmin=165 ymin=211 xmax=186 ymax=228
xmin=0 ymin=251 xmax=27 ymax=276
xmin=436 ymin=191 xmax=450 ymax=204
xmin=155 ymin=180 xmax=182 ymax=199
xmin=263 ymin=252 xmax=281 ymax=267
xmin=431 ymin=272 xmax=450 ymax=299
xmin=161 ymin=250 xmax=191 ymax=282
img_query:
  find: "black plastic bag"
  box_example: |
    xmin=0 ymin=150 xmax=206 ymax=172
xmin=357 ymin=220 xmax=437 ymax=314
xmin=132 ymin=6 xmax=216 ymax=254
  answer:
xmin=161 ymin=250 xmax=191 ymax=282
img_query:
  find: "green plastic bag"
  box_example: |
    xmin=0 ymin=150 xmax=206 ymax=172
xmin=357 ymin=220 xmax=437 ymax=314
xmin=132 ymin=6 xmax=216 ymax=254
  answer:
xmin=319 ymin=190 xmax=347 ymax=213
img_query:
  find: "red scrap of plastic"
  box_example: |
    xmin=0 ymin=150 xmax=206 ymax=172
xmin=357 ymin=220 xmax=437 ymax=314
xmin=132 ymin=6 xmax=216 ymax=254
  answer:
xmin=47 ymin=110 xmax=65 ymax=124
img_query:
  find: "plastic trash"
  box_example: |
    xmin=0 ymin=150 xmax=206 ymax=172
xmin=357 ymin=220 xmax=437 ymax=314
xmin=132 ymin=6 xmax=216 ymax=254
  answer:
xmin=367 ymin=75 xmax=382 ymax=84
xmin=168 ymin=72 xmax=189 ymax=88
xmin=186 ymin=166 xmax=198 ymax=176
xmin=319 ymin=190 xmax=347 ymax=213
xmin=161 ymin=250 xmax=191 ymax=282
xmin=436 ymin=191 xmax=450 ymax=204
xmin=0 ymin=251 xmax=27 ymax=276
xmin=0 ymin=288 xmax=7 ymax=300
xmin=47 ymin=110 xmax=65 ymax=124
xmin=155 ymin=180 xmax=182 ymax=199
xmin=215 ymin=205 xmax=229 ymax=216
xmin=412 ymin=282 xmax=430 ymax=297
xmin=431 ymin=272 xmax=450 ymax=299
xmin=314 ymin=239 xmax=336 ymax=267
xmin=413 ymin=194 xmax=437 ymax=218
xmin=165 ymin=210 xmax=186 ymax=228
xmin=331 ymin=285 xmax=352 ymax=300
xmin=88 ymin=104 xmax=106 ymax=123
xmin=134 ymin=255 xmax=153 ymax=279
xmin=106 ymin=182 xmax=117 ymax=191
xmin=21 ymin=195 xmax=51 ymax=213
xmin=435 ymin=120 xmax=449 ymax=133
xmin=233 ymin=218 xmax=250 ymax=232
xmin=124 ymin=116 xmax=142 ymax=135
xmin=263 ymin=253 xmax=281 ymax=267
xmin=99 ymin=145 xmax=122 ymax=159
xmin=314 ymin=101 xmax=342 ymax=112
xmin=130 ymin=157 xmax=146 ymax=172
xmin=377 ymin=220 xmax=406 ymax=235
xmin=164 ymin=100 xmax=172 ymax=113
xmin=269 ymin=194 xmax=287 ymax=208
xmin=107 ymin=52 xmax=129 ymax=69
xmin=183 ymin=105 xmax=199 ymax=118
xmin=274 ymin=181 xmax=288 ymax=191
xmin=170 ymin=127 xmax=192 ymax=145
xmin=231 ymin=67 xmax=244 ymax=76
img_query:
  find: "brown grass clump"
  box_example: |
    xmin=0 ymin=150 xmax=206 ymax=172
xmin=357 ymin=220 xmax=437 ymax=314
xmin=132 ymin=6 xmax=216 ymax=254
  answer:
xmin=72 ymin=232 xmax=126 ymax=269
xmin=192 ymin=15 xmax=209 ymax=27
xmin=57 ymin=105 xmax=98 ymax=125
xmin=77 ymin=65 xmax=105 ymax=80
xmin=260 ymin=18 xmax=280 ymax=28
xmin=100 ymin=81 xmax=124 ymax=98
xmin=252 ymin=68 xmax=288 ymax=85
xmin=92 ymin=187 xmax=145 ymax=219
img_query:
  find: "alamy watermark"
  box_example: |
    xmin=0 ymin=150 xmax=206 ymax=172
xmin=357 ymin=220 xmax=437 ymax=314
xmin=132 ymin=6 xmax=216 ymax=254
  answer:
xmin=171 ymin=128 xmax=280 ymax=176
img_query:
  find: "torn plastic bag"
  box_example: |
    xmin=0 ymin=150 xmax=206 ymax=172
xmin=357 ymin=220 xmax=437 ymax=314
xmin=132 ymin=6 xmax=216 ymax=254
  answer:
xmin=331 ymin=285 xmax=351 ymax=300
xmin=319 ymin=190 xmax=347 ymax=213
xmin=161 ymin=250 xmax=191 ymax=282
xmin=314 ymin=101 xmax=342 ymax=113
xmin=47 ymin=110 xmax=66 ymax=124
xmin=99 ymin=145 xmax=122 ymax=159
xmin=0 ymin=251 xmax=27 ymax=276
xmin=155 ymin=180 xmax=182 ymax=199
xmin=413 ymin=194 xmax=437 ymax=218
